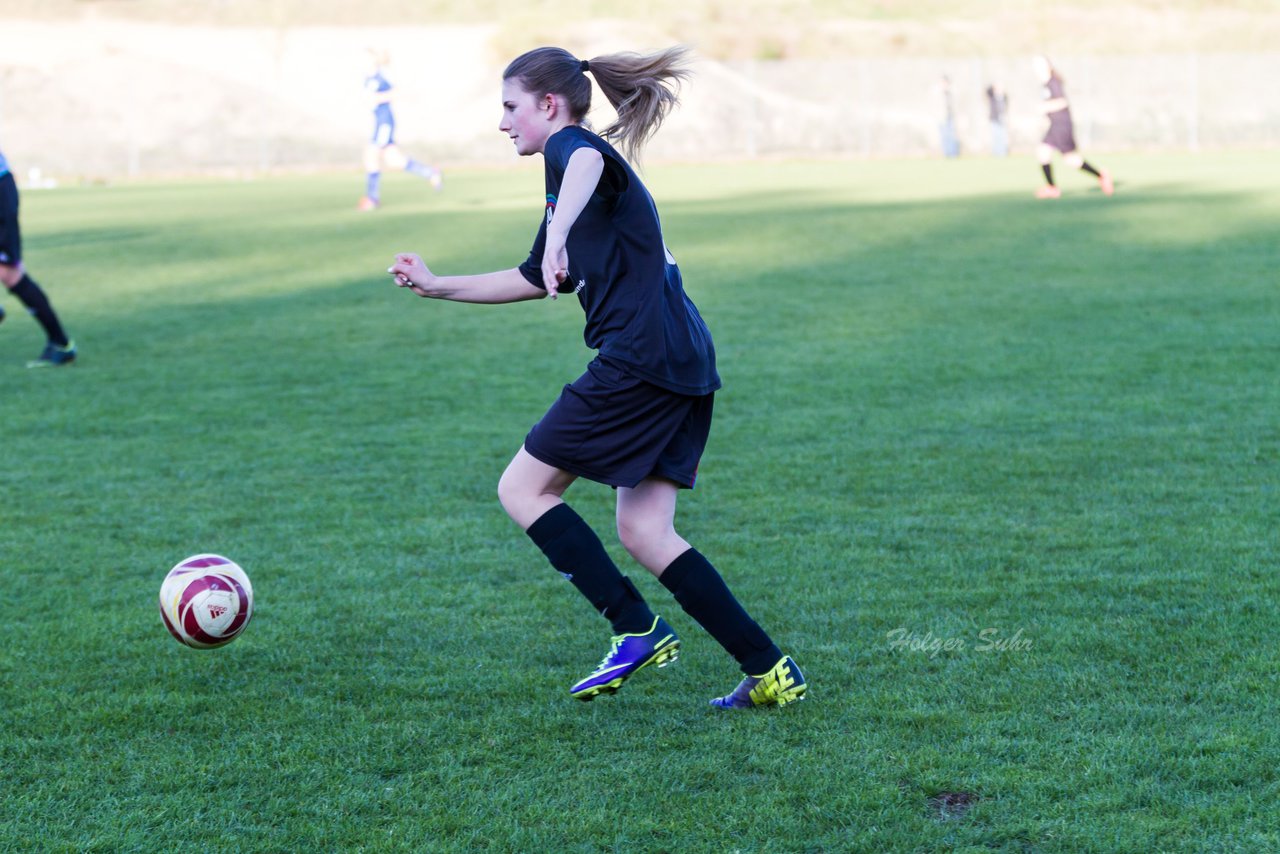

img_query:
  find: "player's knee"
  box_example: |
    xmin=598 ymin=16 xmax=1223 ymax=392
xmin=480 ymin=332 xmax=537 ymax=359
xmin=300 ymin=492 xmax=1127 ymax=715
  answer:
xmin=0 ymin=263 xmax=21 ymax=287
xmin=496 ymin=465 xmax=542 ymax=524
xmin=616 ymin=515 xmax=672 ymax=562
xmin=616 ymin=518 xmax=641 ymax=558
xmin=496 ymin=470 xmax=523 ymax=518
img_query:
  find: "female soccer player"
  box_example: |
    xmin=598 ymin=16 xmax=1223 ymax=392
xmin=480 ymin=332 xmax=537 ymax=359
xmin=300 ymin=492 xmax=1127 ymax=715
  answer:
xmin=358 ymin=50 xmax=444 ymax=211
xmin=387 ymin=46 xmax=806 ymax=709
xmin=1033 ymin=55 xmax=1114 ymax=199
xmin=0 ymin=145 xmax=76 ymax=367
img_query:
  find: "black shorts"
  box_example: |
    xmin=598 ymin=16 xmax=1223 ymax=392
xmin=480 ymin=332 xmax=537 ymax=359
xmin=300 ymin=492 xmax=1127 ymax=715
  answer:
xmin=1042 ymin=117 xmax=1077 ymax=153
xmin=524 ymin=357 xmax=714 ymax=489
xmin=0 ymin=172 xmax=21 ymax=267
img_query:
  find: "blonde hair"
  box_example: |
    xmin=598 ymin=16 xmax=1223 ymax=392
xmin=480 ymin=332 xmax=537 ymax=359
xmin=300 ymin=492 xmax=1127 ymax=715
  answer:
xmin=503 ymin=45 xmax=692 ymax=160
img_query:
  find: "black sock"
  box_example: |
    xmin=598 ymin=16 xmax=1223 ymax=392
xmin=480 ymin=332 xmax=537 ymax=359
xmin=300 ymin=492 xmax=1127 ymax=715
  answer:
xmin=525 ymin=503 xmax=654 ymax=635
xmin=1041 ymin=163 xmax=1054 ymax=186
xmin=10 ymin=275 xmax=69 ymax=346
xmin=659 ymin=548 xmax=782 ymax=675
xmin=1079 ymin=161 xmax=1101 ymax=177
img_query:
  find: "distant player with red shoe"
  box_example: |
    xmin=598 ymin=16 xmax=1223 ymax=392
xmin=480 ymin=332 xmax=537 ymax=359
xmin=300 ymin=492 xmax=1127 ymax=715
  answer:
xmin=358 ymin=50 xmax=444 ymax=211
xmin=1033 ymin=55 xmax=1114 ymax=199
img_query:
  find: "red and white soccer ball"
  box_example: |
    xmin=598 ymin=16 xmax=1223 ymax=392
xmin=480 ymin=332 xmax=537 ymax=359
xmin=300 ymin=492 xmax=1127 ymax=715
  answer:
xmin=159 ymin=554 xmax=254 ymax=649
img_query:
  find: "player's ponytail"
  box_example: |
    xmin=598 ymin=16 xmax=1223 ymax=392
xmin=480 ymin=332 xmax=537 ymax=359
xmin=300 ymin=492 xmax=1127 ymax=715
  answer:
xmin=504 ymin=45 xmax=692 ymax=161
xmin=586 ymin=46 xmax=691 ymax=160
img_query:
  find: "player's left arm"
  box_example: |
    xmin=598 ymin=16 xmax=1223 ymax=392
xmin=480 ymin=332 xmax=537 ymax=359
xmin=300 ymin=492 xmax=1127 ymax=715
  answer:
xmin=540 ymin=147 xmax=604 ymax=298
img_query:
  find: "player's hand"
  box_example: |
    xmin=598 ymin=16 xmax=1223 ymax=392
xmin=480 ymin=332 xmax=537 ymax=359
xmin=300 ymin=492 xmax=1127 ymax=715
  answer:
xmin=388 ymin=253 xmax=432 ymax=297
xmin=541 ymin=235 xmax=569 ymax=300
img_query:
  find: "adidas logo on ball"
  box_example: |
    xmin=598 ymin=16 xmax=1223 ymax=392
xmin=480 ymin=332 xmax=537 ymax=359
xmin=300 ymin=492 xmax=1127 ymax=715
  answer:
xmin=158 ymin=554 xmax=255 ymax=649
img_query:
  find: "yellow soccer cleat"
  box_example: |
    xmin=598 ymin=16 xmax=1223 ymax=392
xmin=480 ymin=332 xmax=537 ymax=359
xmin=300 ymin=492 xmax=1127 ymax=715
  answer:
xmin=710 ymin=655 xmax=807 ymax=709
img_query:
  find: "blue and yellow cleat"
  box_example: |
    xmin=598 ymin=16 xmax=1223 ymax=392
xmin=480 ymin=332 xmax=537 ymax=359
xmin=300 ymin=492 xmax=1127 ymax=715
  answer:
xmin=710 ymin=655 xmax=807 ymax=709
xmin=571 ymin=616 xmax=680 ymax=701
xmin=27 ymin=339 xmax=76 ymax=368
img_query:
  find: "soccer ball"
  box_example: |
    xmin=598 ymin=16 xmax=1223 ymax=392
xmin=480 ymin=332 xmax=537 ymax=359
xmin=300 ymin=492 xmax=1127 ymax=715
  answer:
xmin=159 ymin=554 xmax=255 ymax=649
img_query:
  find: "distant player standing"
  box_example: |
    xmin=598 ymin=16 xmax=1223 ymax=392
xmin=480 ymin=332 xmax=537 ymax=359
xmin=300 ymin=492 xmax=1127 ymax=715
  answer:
xmin=387 ymin=46 xmax=806 ymax=709
xmin=0 ymin=145 xmax=76 ymax=367
xmin=1033 ymin=55 xmax=1113 ymax=199
xmin=986 ymin=83 xmax=1009 ymax=157
xmin=358 ymin=50 xmax=444 ymax=211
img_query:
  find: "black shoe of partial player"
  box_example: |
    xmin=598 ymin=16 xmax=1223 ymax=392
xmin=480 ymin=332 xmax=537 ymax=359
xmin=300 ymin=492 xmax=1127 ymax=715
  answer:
xmin=27 ymin=339 xmax=77 ymax=368
xmin=0 ymin=304 xmax=5 ymax=324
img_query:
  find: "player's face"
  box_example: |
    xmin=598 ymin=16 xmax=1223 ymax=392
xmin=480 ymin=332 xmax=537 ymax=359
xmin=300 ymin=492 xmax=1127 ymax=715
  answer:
xmin=499 ymin=80 xmax=552 ymax=156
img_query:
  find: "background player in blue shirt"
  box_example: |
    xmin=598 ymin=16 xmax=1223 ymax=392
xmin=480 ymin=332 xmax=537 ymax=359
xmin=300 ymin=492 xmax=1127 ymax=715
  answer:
xmin=1033 ymin=55 xmax=1114 ymax=199
xmin=0 ymin=146 xmax=76 ymax=366
xmin=387 ymin=46 xmax=806 ymax=709
xmin=358 ymin=50 xmax=444 ymax=211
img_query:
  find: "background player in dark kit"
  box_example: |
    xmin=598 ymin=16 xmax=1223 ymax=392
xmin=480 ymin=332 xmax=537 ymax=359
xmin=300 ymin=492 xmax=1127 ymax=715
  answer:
xmin=1033 ymin=55 xmax=1114 ymax=199
xmin=387 ymin=46 xmax=806 ymax=709
xmin=0 ymin=145 xmax=76 ymax=367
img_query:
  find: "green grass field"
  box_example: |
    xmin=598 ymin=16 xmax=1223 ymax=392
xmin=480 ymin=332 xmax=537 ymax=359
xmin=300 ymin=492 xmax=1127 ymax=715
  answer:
xmin=2 ymin=151 xmax=1278 ymax=852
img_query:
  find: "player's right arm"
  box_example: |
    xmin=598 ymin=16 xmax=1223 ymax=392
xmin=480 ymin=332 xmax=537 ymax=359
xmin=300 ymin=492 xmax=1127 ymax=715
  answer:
xmin=366 ymin=75 xmax=393 ymax=107
xmin=388 ymin=253 xmax=545 ymax=304
xmin=1039 ymin=79 xmax=1069 ymax=115
xmin=1039 ymin=96 xmax=1069 ymax=114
